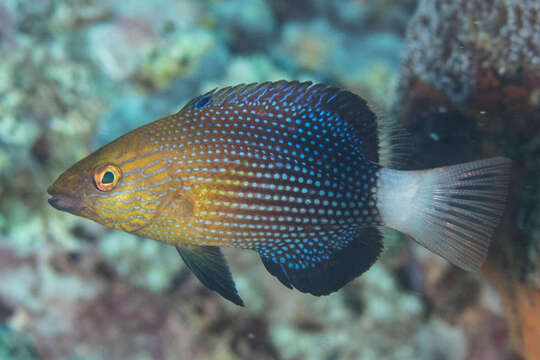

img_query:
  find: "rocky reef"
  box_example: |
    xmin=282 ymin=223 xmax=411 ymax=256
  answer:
xmin=396 ymin=0 xmax=540 ymax=358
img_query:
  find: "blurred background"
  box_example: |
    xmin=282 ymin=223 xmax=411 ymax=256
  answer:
xmin=0 ymin=0 xmax=539 ymax=359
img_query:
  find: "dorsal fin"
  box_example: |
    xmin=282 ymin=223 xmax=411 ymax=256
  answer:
xmin=373 ymin=104 xmax=414 ymax=168
xmin=180 ymin=81 xmax=380 ymax=163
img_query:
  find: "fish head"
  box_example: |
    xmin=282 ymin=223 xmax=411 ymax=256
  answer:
xmin=48 ymin=127 xmax=181 ymax=233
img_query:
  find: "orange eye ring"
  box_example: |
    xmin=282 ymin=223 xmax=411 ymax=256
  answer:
xmin=93 ymin=163 xmax=122 ymax=192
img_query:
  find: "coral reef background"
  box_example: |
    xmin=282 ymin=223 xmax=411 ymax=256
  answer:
xmin=0 ymin=0 xmax=538 ymax=359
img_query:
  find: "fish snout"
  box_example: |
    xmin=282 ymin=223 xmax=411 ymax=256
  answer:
xmin=47 ymin=194 xmax=83 ymax=213
xmin=48 ymin=182 xmax=85 ymax=214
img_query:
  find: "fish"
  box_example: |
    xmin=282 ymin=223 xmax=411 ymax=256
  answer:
xmin=48 ymin=81 xmax=512 ymax=306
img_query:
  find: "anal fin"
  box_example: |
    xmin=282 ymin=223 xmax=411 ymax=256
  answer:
xmin=259 ymin=227 xmax=383 ymax=296
xmin=176 ymin=245 xmax=244 ymax=306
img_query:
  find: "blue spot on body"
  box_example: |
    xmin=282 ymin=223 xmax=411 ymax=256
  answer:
xmin=193 ymin=94 xmax=212 ymax=109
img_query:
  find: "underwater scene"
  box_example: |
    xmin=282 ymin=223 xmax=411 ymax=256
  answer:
xmin=1 ymin=0 xmax=540 ymax=359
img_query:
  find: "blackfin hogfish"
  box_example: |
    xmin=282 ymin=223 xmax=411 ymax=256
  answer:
xmin=48 ymin=81 xmax=511 ymax=306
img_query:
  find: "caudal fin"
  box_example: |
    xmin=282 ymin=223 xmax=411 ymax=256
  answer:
xmin=377 ymin=157 xmax=512 ymax=271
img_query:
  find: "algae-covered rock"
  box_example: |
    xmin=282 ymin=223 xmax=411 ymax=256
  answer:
xmin=397 ymin=0 xmax=540 ymax=282
xmin=396 ymin=0 xmax=540 ymax=358
xmin=399 ymin=0 xmax=540 ymax=105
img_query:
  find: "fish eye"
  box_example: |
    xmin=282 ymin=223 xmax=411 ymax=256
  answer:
xmin=102 ymin=171 xmax=115 ymax=184
xmin=93 ymin=163 xmax=122 ymax=192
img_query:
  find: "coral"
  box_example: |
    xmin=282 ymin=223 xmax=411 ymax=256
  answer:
xmin=268 ymin=264 xmax=424 ymax=360
xmin=202 ymin=55 xmax=289 ymax=92
xmin=0 ymin=326 xmax=38 ymax=360
xmin=336 ymin=33 xmax=403 ymax=108
xmin=276 ymin=19 xmax=344 ymax=74
xmin=414 ymin=320 xmax=466 ymax=360
xmin=99 ymin=232 xmax=183 ymax=292
xmin=138 ymin=28 xmax=219 ymax=90
xmin=399 ymin=0 xmax=540 ymax=104
xmin=396 ymin=0 xmax=540 ymax=358
xmin=269 ymin=0 xmax=416 ymax=33
xmin=275 ymin=19 xmax=403 ymax=107
xmin=212 ymin=0 xmax=275 ymax=53
xmin=86 ymin=20 xmax=157 ymax=81
xmin=319 ymin=0 xmax=417 ymax=33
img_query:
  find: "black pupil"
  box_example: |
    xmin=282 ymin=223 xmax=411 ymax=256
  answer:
xmin=102 ymin=171 xmax=115 ymax=184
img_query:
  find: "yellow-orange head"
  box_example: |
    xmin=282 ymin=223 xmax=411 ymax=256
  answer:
xmin=47 ymin=119 xmax=183 ymax=233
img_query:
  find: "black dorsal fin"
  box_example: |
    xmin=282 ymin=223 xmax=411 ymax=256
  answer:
xmin=180 ymin=80 xmax=380 ymax=163
xmin=176 ymin=245 xmax=244 ymax=306
xmin=258 ymin=227 xmax=383 ymax=296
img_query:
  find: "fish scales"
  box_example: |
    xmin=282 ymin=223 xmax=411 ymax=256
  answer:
xmin=137 ymin=87 xmax=381 ymax=255
xmin=48 ymin=80 xmax=512 ymax=305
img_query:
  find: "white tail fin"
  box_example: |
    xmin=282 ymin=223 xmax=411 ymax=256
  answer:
xmin=376 ymin=157 xmax=512 ymax=271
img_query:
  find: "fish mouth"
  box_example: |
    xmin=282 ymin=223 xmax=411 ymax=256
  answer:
xmin=47 ymin=195 xmax=83 ymax=214
xmin=47 ymin=187 xmax=84 ymax=214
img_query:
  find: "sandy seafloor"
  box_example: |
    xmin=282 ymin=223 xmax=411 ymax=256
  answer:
xmin=0 ymin=0 xmax=539 ymax=359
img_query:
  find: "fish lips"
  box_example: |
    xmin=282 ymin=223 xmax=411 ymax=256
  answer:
xmin=47 ymin=187 xmax=85 ymax=215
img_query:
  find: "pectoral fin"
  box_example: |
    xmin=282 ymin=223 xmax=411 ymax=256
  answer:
xmin=176 ymin=245 xmax=244 ymax=306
